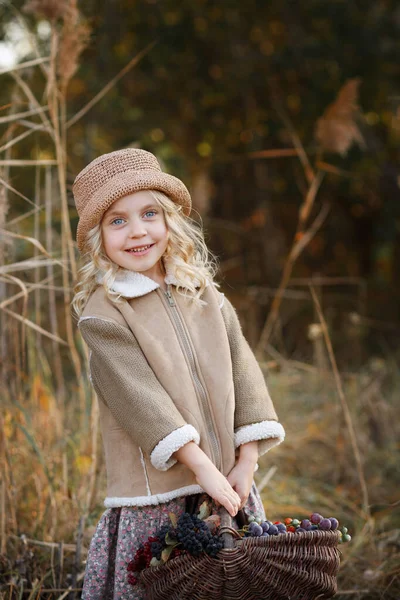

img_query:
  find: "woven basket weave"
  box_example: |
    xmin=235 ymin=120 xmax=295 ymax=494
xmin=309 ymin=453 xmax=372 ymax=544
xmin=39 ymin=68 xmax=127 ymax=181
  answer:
xmin=139 ymin=508 xmax=341 ymax=600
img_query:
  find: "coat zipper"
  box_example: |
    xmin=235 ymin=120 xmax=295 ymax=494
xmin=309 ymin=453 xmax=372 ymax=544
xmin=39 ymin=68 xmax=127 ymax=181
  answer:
xmin=162 ymin=284 xmax=221 ymax=471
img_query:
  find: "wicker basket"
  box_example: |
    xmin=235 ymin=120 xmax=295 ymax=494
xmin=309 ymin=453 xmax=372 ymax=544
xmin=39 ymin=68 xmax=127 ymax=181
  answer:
xmin=139 ymin=507 xmax=342 ymax=600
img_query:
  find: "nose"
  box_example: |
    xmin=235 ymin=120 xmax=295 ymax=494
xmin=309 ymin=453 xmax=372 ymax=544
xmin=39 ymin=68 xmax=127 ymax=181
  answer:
xmin=128 ymin=218 xmax=147 ymax=238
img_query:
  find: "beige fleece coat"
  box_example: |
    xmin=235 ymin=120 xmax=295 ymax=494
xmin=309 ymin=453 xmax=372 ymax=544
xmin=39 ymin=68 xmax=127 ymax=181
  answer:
xmin=78 ymin=268 xmax=285 ymax=507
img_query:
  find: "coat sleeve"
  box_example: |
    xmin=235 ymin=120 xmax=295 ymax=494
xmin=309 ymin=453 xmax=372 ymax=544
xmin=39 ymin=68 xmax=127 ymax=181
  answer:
xmin=219 ymin=294 xmax=285 ymax=457
xmin=78 ymin=316 xmax=200 ymax=471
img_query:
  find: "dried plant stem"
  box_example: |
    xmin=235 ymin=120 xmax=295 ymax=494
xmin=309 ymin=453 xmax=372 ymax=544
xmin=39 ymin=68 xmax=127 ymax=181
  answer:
xmin=0 ymin=174 xmax=38 ymax=207
xmin=0 ymin=56 xmax=50 ymax=76
xmin=0 ymin=123 xmax=46 ymax=153
xmin=45 ymin=168 xmax=64 ymax=390
xmin=246 ymin=148 xmax=299 ymax=159
xmin=256 ymin=198 xmax=329 ymax=355
xmin=1 ymin=305 xmax=68 ymax=345
xmin=309 ymin=284 xmax=371 ymax=519
xmin=11 ymin=71 xmax=54 ymax=139
xmin=66 ymin=41 xmax=157 ymax=128
xmin=271 ymin=95 xmax=315 ymax=185
xmin=45 ymin=26 xmax=85 ymax=423
xmin=0 ymin=159 xmax=58 ymax=165
xmin=0 ymin=105 xmax=49 ymax=124
xmin=34 ymin=166 xmax=42 ymax=368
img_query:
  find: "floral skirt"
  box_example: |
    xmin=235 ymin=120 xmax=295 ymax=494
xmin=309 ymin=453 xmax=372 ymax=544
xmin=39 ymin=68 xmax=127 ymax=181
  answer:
xmin=81 ymin=483 xmax=265 ymax=600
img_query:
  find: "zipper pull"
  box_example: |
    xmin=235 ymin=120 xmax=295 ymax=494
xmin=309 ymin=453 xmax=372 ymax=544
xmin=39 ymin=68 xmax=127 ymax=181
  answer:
xmin=165 ymin=285 xmax=175 ymax=306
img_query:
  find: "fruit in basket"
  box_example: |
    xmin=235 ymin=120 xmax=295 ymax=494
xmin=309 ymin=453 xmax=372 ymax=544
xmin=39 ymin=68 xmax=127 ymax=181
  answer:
xmin=243 ymin=511 xmax=351 ymax=542
xmin=300 ymin=519 xmax=312 ymax=530
xmin=267 ymin=524 xmax=279 ymax=535
xmin=310 ymin=512 xmax=323 ymax=524
xmin=248 ymin=522 xmax=263 ymax=536
xmin=329 ymin=517 xmax=339 ymax=530
xmin=319 ymin=518 xmax=332 ymax=530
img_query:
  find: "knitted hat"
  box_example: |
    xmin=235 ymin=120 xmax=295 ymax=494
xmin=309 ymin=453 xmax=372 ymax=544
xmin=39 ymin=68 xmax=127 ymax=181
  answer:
xmin=73 ymin=148 xmax=192 ymax=253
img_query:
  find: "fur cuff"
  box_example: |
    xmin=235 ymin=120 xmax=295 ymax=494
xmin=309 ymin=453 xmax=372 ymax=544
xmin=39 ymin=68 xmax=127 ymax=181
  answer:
xmin=150 ymin=424 xmax=200 ymax=471
xmin=104 ymin=484 xmax=204 ymax=508
xmin=234 ymin=421 xmax=285 ymax=456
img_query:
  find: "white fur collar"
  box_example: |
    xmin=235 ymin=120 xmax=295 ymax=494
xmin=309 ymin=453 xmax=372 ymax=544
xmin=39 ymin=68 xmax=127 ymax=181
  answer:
xmin=95 ymin=264 xmax=205 ymax=299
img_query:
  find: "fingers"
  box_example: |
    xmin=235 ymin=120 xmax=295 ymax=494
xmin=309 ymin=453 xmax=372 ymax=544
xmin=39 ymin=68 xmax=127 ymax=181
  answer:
xmin=223 ymin=488 xmax=241 ymax=517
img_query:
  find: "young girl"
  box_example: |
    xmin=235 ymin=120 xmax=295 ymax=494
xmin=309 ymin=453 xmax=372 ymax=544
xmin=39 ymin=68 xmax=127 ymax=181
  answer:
xmin=72 ymin=148 xmax=285 ymax=599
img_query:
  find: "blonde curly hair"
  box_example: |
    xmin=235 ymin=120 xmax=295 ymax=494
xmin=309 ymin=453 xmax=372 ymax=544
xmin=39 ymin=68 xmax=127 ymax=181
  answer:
xmin=71 ymin=190 xmax=219 ymax=318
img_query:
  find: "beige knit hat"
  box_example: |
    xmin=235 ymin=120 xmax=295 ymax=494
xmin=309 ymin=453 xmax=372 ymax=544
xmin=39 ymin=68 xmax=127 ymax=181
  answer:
xmin=73 ymin=148 xmax=192 ymax=253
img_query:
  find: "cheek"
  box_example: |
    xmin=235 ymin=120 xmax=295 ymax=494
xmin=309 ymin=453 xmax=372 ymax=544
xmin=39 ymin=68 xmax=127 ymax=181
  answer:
xmin=102 ymin=229 xmax=120 ymax=250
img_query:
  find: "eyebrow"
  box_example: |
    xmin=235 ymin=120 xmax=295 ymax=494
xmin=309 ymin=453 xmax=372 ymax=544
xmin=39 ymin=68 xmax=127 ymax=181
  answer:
xmin=106 ymin=204 xmax=157 ymax=219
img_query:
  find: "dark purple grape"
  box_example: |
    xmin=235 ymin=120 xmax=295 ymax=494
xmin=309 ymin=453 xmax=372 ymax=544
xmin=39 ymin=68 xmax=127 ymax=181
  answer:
xmin=268 ymin=525 xmax=279 ymax=535
xmin=251 ymin=524 xmax=263 ymax=537
xmin=328 ymin=518 xmax=339 ymax=530
xmin=277 ymin=523 xmax=287 ymax=532
xmin=319 ymin=518 xmax=332 ymax=530
xmin=261 ymin=532 xmax=269 ymax=537
xmin=310 ymin=525 xmax=318 ymax=530
xmin=296 ymin=527 xmax=306 ymax=533
xmin=300 ymin=519 xmax=311 ymax=530
xmin=310 ymin=513 xmax=323 ymax=524
xmin=261 ymin=522 xmax=270 ymax=533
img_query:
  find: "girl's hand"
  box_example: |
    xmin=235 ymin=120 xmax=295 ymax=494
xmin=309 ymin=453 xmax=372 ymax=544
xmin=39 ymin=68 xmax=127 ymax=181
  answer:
xmin=172 ymin=442 xmax=241 ymax=517
xmin=227 ymin=441 xmax=259 ymax=509
xmin=226 ymin=460 xmax=255 ymax=509
xmin=194 ymin=463 xmax=241 ymax=518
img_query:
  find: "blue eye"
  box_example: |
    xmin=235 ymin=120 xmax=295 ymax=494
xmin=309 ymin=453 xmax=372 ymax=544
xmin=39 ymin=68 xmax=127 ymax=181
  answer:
xmin=111 ymin=218 xmax=125 ymax=225
xmin=144 ymin=210 xmax=157 ymax=217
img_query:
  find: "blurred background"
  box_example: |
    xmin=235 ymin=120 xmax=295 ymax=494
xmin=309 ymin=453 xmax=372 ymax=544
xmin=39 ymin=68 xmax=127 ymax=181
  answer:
xmin=0 ymin=1 xmax=399 ymax=598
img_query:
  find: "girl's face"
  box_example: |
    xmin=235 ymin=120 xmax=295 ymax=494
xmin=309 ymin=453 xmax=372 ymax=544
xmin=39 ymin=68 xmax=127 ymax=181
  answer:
xmin=100 ymin=190 xmax=169 ymax=282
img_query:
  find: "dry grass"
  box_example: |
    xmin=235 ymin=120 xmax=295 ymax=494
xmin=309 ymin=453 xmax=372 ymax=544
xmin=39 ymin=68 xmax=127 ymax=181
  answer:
xmin=257 ymin=357 xmax=400 ymax=599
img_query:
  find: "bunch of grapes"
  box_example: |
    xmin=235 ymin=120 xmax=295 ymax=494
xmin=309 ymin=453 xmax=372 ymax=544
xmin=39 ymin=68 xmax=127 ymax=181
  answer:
xmin=175 ymin=513 xmax=224 ymax=558
xmin=127 ymin=512 xmax=226 ymax=587
xmin=244 ymin=512 xmax=351 ymax=543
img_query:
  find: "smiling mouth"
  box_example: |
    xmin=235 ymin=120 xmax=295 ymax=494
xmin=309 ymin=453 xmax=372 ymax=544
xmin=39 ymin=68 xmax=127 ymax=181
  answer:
xmin=125 ymin=243 xmax=155 ymax=254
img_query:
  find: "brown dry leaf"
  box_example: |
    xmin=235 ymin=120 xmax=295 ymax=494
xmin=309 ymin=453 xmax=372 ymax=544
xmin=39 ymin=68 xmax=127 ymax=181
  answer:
xmin=204 ymin=514 xmax=221 ymax=533
xmin=315 ymin=78 xmax=365 ymax=156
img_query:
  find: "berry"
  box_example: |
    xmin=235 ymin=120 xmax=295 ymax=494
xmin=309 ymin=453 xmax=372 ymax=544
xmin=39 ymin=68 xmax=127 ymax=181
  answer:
xmin=291 ymin=519 xmax=300 ymax=527
xmin=296 ymin=527 xmax=306 ymax=533
xmin=268 ymin=525 xmax=279 ymax=535
xmin=261 ymin=521 xmax=270 ymax=533
xmin=277 ymin=523 xmax=287 ymax=532
xmin=328 ymin=518 xmax=339 ymax=530
xmin=284 ymin=518 xmax=293 ymax=525
xmin=310 ymin=513 xmax=323 ymax=525
xmin=301 ymin=519 xmax=312 ymax=530
xmin=251 ymin=523 xmax=263 ymax=537
xmin=319 ymin=518 xmax=332 ymax=531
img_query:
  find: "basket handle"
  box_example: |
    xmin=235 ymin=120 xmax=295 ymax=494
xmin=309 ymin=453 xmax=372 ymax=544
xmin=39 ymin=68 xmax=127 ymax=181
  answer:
xmin=219 ymin=507 xmax=247 ymax=549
